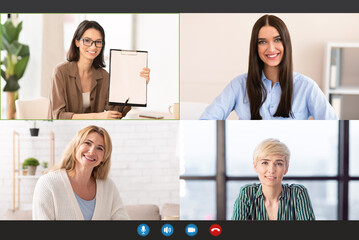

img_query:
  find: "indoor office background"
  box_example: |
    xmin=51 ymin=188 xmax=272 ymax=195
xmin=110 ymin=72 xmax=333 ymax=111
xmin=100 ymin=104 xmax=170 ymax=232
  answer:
xmin=180 ymin=13 xmax=359 ymax=120
xmin=0 ymin=13 xmax=179 ymax=118
xmin=0 ymin=120 xmax=179 ymax=219
xmin=180 ymin=120 xmax=359 ymax=220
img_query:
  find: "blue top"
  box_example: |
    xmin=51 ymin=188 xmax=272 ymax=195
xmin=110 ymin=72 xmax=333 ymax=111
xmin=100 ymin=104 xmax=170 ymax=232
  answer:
xmin=74 ymin=193 xmax=96 ymax=220
xmin=200 ymin=72 xmax=338 ymax=120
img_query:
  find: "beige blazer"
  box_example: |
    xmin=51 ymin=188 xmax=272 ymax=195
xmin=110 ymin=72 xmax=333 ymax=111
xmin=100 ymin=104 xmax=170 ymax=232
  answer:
xmin=49 ymin=61 xmax=130 ymax=119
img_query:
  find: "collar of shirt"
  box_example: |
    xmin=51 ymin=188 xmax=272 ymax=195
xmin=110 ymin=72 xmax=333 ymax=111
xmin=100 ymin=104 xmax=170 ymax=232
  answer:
xmin=261 ymin=71 xmax=280 ymax=88
xmin=67 ymin=61 xmax=104 ymax=81
xmin=254 ymin=183 xmax=287 ymax=200
xmin=261 ymin=71 xmax=268 ymax=83
xmin=67 ymin=61 xmax=104 ymax=94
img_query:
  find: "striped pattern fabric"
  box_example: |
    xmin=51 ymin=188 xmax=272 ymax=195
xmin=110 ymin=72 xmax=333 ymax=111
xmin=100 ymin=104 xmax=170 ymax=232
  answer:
xmin=231 ymin=183 xmax=315 ymax=220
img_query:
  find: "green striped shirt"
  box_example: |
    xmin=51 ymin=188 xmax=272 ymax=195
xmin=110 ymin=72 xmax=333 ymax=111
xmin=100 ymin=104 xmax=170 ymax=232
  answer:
xmin=231 ymin=183 xmax=315 ymax=220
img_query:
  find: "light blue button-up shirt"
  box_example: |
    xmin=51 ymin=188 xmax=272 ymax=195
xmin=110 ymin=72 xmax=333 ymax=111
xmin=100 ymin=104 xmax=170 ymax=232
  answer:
xmin=200 ymin=72 xmax=338 ymax=120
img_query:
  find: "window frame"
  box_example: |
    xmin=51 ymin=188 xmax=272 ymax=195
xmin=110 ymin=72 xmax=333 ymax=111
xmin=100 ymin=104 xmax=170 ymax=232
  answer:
xmin=180 ymin=120 xmax=356 ymax=220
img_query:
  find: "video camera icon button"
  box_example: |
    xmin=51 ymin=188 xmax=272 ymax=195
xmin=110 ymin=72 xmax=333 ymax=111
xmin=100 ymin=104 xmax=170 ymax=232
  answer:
xmin=161 ymin=224 xmax=174 ymax=237
xmin=185 ymin=224 xmax=198 ymax=237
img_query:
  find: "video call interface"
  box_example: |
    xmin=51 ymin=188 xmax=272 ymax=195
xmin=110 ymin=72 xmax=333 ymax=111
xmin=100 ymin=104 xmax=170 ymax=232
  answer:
xmin=1 ymin=0 xmax=359 ymax=238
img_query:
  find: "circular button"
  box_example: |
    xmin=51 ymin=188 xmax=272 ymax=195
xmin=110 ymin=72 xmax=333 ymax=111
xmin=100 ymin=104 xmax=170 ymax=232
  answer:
xmin=185 ymin=224 xmax=198 ymax=237
xmin=137 ymin=224 xmax=150 ymax=237
xmin=209 ymin=224 xmax=222 ymax=237
xmin=161 ymin=224 xmax=174 ymax=237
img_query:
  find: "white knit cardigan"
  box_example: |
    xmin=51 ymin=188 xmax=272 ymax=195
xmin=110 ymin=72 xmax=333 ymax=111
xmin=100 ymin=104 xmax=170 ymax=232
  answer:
xmin=32 ymin=169 xmax=129 ymax=220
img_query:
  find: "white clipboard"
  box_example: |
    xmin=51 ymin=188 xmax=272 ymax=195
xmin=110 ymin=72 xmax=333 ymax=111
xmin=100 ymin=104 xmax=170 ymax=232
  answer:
xmin=108 ymin=49 xmax=148 ymax=107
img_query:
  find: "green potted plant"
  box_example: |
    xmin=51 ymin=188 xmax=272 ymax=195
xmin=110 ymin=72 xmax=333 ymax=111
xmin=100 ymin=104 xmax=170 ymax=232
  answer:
xmin=1 ymin=17 xmax=30 ymax=119
xmin=22 ymin=157 xmax=39 ymax=176
xmin=21 ymin=163 xmax=28 ymax=176
xmin=42 ymin=161 xmax=48 ymax=174
xmin=42 ymin=161 xmax=48 ymax=169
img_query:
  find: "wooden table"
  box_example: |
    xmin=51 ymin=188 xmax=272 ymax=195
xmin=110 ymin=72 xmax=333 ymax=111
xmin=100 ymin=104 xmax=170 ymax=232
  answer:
xmin=123 ymin=108 xmax=177 ymax=119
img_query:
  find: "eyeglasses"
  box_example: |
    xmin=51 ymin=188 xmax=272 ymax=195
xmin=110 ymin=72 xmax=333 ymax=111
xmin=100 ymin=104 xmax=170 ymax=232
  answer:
xmin=80 ymin=38 xmax=104 ymax=48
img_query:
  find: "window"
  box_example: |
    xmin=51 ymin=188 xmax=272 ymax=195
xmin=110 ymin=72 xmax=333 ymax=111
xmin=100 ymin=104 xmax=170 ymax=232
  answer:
xmin=180 ymin=180 xmax=216 ymax=220
xmin=349 ymin=121 xmax=359 ymax=175
xmin=349 ymin=182 xmax=359 ymax=220
xmin=180 ymin=120 xmax=216 ymax=176
xmin=349 ymin=121 xmax=359 ymax=220
xmin=180 ymin=120 xmax=216 ymax=220
xmin=180 ymin=120 xmax=357 ymax=220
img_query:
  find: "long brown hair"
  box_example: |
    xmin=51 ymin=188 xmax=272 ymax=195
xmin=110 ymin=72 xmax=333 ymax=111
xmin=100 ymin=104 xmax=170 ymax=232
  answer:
xmin=246 ymin=15 xmax=293 ymax=119
xmin=67 ymin=20 xmax=106 ymax=69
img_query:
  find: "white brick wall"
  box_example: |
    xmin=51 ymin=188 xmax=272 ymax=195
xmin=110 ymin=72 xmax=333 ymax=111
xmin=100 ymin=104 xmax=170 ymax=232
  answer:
xmin=0 ymin=120 xmax=180 ymax=219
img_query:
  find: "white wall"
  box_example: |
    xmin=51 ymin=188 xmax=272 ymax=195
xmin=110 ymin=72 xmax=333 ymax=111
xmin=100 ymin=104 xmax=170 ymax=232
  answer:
xmin=41 ymin=14 xmax=65 ymax=98
xmin=180 ymin=13 xmax=359 ymax=119
xmin=0 ymin=120 xmax=180 ymax=219
xmin=136 ymin=14 xmax=180 ymax=112
xmin=17 ymin=14 xmax=43 ymax=101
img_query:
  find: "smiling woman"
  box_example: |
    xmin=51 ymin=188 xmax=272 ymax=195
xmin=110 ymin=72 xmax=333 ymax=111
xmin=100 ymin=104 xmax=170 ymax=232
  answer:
xmin=32 ymin=125 xmax=129 ymax=220
xmin=49 ymin=20 xmax=150 ymax=119
xmin=231 ymin=138 xmax=315 ymax=220
xmin=200 ymin=14 xmax=337 ymax=120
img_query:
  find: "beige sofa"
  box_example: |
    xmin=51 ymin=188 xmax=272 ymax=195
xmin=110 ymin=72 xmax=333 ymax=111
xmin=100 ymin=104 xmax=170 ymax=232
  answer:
xmin=3 ymin=203 xmax=179 ymax=220
xmin=126 ymin=203 xmax=179 ymax=220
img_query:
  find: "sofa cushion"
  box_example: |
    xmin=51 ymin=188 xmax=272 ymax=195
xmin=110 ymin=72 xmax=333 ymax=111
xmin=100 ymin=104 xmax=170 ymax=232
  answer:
xmin=3 ymin=209 xmax=32 ymax=220
xmin=161 ymin=203 xmax=179 ymax=220
xmin=125 ymin=204 xmax=161 ymax=220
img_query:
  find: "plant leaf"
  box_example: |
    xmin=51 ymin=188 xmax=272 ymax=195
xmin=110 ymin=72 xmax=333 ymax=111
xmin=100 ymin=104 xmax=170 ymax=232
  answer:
xmin=3 ymin=20 xmax=22 ymax=43
xmin=17 ymin=43 xmax=30 ymax=57
xmin=1 ymin=57 xmax=8 ymax=68
xmin=14 ymin=56 xmax=29 ymax=79
xmin=1 ymin=68 xmax=7 ymax=80
xmin=0 ymin=23 xmax=10 ymax=44
xmin=4 ymin=41 xmax=18 ymax=56
xmin=0 ymin=33 xmax=11 ymax=51
xmin=8 ymin=41 xmax=22 ymax=56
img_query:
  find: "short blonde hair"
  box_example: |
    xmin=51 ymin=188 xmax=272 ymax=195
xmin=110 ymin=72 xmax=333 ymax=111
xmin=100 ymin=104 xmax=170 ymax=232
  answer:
xmin=51 ymin=125 xmax=112 ymax=179
xmin=253 ymin=138 xmax=290 ymax=164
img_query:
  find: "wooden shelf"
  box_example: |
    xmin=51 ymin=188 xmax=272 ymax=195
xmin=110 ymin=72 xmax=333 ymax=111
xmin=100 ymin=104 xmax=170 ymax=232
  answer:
xmin=18 ymin=136 xmax=53 ymax=140
xmin=327 ymin=42 xmax=359 ymax=48
xmin=324 ymin=42 xmax=359 ymax=119
xmin=329 ymin=87 xmax=359 ymax=95
xmin=12 ymin=131 xmax=55 ymax=210
xmin=16 ymin=175 xmax=41 ymax=180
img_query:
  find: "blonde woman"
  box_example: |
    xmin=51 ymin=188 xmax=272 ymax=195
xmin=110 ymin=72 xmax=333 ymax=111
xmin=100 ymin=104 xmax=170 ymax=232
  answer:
xmin=232 ymin=138 xmax=315 ymax=220
xmin=32 ymin=125 xmax=129 ymax=220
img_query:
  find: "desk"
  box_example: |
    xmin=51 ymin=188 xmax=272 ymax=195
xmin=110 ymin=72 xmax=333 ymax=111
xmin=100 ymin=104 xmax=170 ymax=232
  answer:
xmin=123 ymin=108 xmax=177 ymax=119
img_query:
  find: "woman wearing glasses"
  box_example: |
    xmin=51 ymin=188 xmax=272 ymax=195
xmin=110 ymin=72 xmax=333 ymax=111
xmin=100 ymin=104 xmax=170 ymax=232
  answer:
xmin=200 ymin=15 xmax=337 ymax=120
xmin=231 ymin=138 xmax=315 ymax=220
xmin=50 ymin=20 xmax=150 ymax=119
